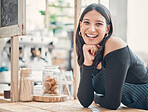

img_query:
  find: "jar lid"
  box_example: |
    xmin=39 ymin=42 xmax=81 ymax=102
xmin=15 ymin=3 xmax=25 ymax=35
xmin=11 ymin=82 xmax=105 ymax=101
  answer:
xmin=44 ymin=66 xmax=59 ymax=69
xmin=20 ymin=68 xmax=32 ymax=74
xmin=44 ymin=66 xmax=60 ymax=73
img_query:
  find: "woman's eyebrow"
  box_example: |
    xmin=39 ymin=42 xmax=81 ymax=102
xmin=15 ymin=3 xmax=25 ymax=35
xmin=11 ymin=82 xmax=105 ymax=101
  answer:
xmin=96 ymin=20 xmax=104 ymax=23
xmin=83 ymin=19 xmax=104 ymax=23
xmin=83 ymin=19 xmax=90 ymax=21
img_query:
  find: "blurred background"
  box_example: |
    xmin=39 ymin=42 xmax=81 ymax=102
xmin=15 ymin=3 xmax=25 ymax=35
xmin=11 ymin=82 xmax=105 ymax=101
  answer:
xmin=0 ymin=0 xmax=148 ymax=94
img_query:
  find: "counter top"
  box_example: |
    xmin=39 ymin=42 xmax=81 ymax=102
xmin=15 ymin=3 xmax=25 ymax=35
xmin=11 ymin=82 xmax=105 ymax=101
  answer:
xmin=0 ymin=99 xmax=146 ymax=112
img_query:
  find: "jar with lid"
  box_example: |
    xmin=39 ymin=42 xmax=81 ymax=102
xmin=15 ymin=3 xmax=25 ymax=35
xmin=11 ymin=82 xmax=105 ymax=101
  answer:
xmin=20 ymin=68 xmax=34 ymax=101
xmin=42 ymin=66 xmax=61 ymax=96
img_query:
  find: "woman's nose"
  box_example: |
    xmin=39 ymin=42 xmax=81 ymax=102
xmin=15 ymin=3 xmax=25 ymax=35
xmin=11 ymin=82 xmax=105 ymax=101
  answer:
xmin=90 ymin=24 xmax=96 ymax=32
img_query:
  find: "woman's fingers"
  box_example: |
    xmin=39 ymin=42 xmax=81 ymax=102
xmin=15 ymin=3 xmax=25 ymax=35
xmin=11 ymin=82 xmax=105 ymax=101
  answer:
xmin=97 ymin=44 xmax=100 ymax=48
xmin=91 ymin=46 xmax=94 ymax=55
xmin=83 ymin=44 xmax=100 ymax=56
xmin=83 ymin=44 xmax=99 ymax=56
xmin=83 ymin=44 xmax=99 ymax=66
xmin=91 ymin=45 xmax=98 ymax=56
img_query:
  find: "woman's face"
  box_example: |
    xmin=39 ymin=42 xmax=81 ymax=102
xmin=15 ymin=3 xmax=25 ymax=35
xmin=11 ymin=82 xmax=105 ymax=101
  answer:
xmin=80 ymin=10 xmax=110 ymax=45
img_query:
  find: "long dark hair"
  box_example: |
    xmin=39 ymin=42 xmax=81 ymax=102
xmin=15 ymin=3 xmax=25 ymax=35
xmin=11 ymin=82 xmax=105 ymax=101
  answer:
xmin=76 ymin=3 xmax=113 ymax=68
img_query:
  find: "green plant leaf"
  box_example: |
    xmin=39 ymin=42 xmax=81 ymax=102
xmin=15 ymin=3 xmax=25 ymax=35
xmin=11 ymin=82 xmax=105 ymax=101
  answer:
xmin=39 ymin=10 xmax=45 ymax=15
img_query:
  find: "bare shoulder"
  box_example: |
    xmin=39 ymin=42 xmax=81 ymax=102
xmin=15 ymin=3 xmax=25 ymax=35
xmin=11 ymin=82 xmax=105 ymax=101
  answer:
xmin=104 ymin=37 xmax=127 ymax=57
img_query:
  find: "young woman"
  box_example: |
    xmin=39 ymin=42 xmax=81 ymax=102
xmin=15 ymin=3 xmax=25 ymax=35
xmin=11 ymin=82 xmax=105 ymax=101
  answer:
xmin=76 ymin=3 xmax=148 ymax=110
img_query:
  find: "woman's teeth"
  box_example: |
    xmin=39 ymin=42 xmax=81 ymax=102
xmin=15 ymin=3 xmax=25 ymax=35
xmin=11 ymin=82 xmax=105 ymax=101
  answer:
xmin=86 ymin=34 xmax=98 ymax=38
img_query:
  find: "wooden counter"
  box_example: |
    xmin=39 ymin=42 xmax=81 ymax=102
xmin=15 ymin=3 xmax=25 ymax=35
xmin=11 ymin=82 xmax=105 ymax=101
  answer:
xmin=0 ymin=99 xmax=147 ymax=112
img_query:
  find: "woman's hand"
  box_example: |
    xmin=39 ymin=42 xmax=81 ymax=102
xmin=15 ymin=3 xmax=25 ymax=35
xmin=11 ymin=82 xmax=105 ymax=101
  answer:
xmin=83 ymin=44 xmax=100 ymax=66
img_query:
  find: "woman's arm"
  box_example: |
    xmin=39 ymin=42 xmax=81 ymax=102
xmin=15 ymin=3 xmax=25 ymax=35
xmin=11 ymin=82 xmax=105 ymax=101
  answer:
xmin=77 ymin=64 xmax=94 ymax=108
xmin=95 ymin=38 xmax=130 ymax=110
xmin=95 ymin=48 xmax=130 ymax=109
xmin=77 ymin=44 xmax=100 ymax=107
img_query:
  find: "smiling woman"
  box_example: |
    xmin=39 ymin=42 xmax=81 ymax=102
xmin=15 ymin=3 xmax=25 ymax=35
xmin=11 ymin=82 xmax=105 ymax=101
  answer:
xmin=76 ymin=3 xmax=148 ymax=110
xmin=80 ymin=10 xmax=110 ymax=45
xmin=76 ymin=3 xmax=113 ymax=68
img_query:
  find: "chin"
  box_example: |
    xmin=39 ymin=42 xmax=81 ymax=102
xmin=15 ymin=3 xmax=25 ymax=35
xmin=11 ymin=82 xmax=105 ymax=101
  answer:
xmin=86 ymin=43 xmax=98 ymax=45
xmin=84 ymin=39 xmax=101 ymax=45
xmin=85 ymin=41 xmax=100 ymax=45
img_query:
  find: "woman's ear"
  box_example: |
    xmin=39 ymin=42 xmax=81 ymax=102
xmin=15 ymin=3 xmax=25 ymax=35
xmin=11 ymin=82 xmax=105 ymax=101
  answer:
xmin=80 ymin=21 xmax=82 ymax=30
xmin=106 ymin=25 xmax=110 ymax=34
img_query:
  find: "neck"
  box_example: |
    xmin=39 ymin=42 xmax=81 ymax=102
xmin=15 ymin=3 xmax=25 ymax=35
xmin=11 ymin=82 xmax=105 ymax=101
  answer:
xmin=99 ymin=36 xmax=110 ymax=46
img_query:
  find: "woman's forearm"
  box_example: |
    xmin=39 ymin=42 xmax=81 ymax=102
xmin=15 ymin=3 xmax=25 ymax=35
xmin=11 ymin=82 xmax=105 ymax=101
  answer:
xmin=77 ymin=64 xmax=94 ymax=108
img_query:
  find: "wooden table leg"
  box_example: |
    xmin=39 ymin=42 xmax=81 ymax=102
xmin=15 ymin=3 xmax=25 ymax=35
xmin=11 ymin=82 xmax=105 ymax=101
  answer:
xmin=11 ymin=36 xmax=19 ymax=102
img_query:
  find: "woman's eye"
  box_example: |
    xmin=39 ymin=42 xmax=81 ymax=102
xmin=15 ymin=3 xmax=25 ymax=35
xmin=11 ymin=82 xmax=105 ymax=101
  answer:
xmin=96 ymin=23 xmax=102 ymax=26
xmin=83 ymin=21 xmax=89 ymax=24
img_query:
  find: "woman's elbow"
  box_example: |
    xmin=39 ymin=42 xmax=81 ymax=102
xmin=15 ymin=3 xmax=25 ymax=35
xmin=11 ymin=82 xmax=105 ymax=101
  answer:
xmin=107 ymin=104 xmax=120 ymax=110
xmin=77 ymin=94 xmax=93 ymax=108
xmin=80 ymin=101 xmax=91 ymax=108
xmin=103 ymin=102 xmax=120 ymax=110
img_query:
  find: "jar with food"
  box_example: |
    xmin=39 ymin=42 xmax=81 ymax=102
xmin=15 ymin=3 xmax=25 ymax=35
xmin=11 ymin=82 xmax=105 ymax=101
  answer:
xmin=42 ymin=66 xmax=61 ymax=96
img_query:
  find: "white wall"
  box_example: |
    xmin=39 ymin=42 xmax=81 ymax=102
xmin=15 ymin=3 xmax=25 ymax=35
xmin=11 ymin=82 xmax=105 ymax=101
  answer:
xmin=127 ymin=0 xmax=148 ymax=53
xmin=26 ymin=0 xmax=45 ymax=30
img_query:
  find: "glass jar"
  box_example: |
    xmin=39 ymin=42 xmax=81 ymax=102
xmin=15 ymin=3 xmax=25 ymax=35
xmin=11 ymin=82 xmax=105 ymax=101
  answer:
xmin=42 ymin=66 xmax=61 ymax=96
xmin=20 ymin=68 xmax=34 ymax=101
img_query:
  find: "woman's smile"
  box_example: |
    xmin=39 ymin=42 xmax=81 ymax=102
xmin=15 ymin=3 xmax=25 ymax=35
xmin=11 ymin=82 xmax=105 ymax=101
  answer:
xmin=85 ymin=33 xmax=98 ymax=39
